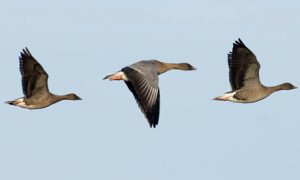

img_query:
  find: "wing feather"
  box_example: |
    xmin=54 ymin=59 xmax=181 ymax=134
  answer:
xmin=228 ymin=38 xmax=261 ymax=91
xmin=19 ymin=47 xmax=49 ymax=98
xmin=122 ymin=67 xmax=160 ymax=127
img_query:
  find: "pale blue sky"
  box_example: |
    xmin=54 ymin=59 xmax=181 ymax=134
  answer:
xmin=1 ymin=1 xmax=300 ymax=180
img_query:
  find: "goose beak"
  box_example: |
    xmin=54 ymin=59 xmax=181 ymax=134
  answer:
xmin=191 ymin=66 xmax=197 ymax=71
xmin=75 ymin=96 xmax=82 ymax=100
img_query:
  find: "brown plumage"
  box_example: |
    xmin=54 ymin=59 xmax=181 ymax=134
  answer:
xmin=214 ymin=39 xmax=296 ymax=103
xmin=6 ymin=47 xmax=81 ymax=109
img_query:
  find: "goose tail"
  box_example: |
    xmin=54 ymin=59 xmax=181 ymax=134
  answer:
xmin=5 ymin=100 xmax=16 ymax=105
xmin=103 ymin=71 xmax=127 ymax=81
xmin=213 ymin=96 xmax=229 ymax=101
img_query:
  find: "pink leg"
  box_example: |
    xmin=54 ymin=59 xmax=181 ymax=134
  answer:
xmin=108 ymin=75 xmax=123 ymax=80
xmin=213 ymin=96 xmax=229 ymax=101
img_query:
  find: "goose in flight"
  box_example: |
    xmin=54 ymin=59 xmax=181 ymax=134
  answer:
xmin=104 ymin=60 xmax=196 ymax=127
xmin=214 ymin=39 xmax=296 ymax=103
xmin=6 ymin=48 xmax=81 ymax=109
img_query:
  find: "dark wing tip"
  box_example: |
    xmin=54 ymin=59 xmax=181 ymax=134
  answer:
xmin=231 ymin=38 xmax=255 ymax=58
xmin=150 ymin=124 xmax=156 ymax=128
xmin=237 ymin=38 xmax=243 ymax=43
xmin=234 ymin=38 xmax=245 ymax=47
xmin=122 ymin=67 xmax=160 ymax=128
xmin=149 ymin=119 xmax=158 ymax=128
xmin=19 ymin=47 xmax=28 ymax=60
xmin=148 ymin=90 xmax=160 ymax=128
xmin=20 ymin=47 xmax=33 ymax=58
xmin=19 ymin=47 xmax=33 ymax=74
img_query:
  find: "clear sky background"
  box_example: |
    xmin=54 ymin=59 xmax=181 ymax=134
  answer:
xmin=0 ymin=1 xmax=300 ymax=180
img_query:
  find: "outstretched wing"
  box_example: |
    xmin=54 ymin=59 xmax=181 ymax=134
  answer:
xmin=122 ymin=67 xmax=160 ymax=128
xmin=19 ymin=47 xmax=49 ymax=98
xmin=228 ymin=38 xmax=261 ymax=91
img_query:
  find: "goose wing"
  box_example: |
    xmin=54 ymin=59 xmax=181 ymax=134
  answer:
xmin=122 ymin=66 xmax=160 ymax=128
xmin=228 ymin=39 xmax=261 ymax=91
xmin=19 ymin=48 xmax=49 ymax=98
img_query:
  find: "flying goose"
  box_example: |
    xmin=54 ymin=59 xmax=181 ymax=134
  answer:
xmin=6 ymin=48 xmax=81 ymax=109
xmin=104 ymin=60 xmax=196 ymax=127
xmin=214 ymin=39 xmax=296 ymax=103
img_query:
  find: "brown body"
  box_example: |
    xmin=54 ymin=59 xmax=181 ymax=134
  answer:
xmin=6 ymin=48 xmax=81 ymax=109
xmin=214 ymin=39 xmax=296 ymax=103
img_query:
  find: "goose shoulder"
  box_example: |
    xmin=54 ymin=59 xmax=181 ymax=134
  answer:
xmin=125 ymin=60 xmax=159 ymax=87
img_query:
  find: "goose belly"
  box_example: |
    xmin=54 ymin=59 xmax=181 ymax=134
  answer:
xmin=229 ymin=90 xmax=269 ymax=103
xmin=13 ymin=98 xmax=36 ymax=109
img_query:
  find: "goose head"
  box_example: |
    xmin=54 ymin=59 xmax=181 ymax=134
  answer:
xmin=177 ymin=63 xmax=197 ymax=71
xmin=279 ymin=83 xmax=297 ymax=90
xmin=66 ymin=93 xmax=82 ymax=100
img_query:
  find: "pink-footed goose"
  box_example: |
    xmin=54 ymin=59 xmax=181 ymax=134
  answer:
xmin=214 ymin=39 xmax=296 ymax=103
xmin=104 ymin=60 xmax=196 ymax=128
xmin=6 ymin=48 xmax=81 ymax=109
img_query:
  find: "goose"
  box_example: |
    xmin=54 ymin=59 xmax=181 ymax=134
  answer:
xmin=104 ymin=60 xmax=196 ymax=128
xmin=6 ymin=48 xmax=81 ymax=109
xmin=214 ymin=39 xmax=296 ymax=103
